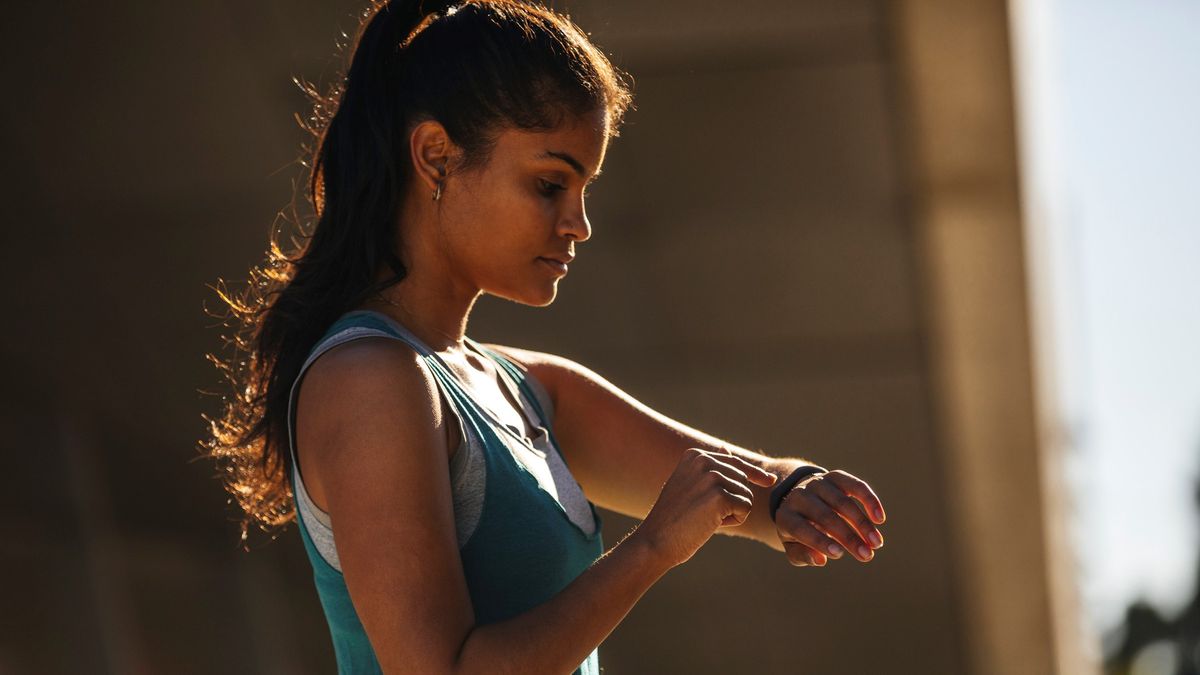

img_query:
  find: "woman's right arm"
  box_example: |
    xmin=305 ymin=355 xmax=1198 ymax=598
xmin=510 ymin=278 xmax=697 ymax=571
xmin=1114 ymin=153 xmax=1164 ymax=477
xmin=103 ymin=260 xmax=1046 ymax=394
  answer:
xmin=300 ymin=338 xmax=773 ymax=674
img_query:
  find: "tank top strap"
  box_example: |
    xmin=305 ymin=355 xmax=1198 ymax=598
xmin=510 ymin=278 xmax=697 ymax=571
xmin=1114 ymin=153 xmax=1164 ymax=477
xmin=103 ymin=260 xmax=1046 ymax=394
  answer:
xmin=464 ymin=338 xmax=590 ymax=477
xmin=464 ymin=337 xmax=553 ymax=429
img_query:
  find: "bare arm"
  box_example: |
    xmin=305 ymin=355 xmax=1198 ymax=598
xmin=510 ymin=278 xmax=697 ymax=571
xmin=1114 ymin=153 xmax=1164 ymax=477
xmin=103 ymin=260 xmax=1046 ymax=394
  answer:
xmin=298 ymin=338 xmax=679 ymax=675
xmin=482 ymin=344 xmax=824 ymax=552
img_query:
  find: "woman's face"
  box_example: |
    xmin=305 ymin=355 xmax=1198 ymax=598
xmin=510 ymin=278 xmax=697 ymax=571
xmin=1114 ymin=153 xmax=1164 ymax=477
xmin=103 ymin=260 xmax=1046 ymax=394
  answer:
xmin=436 ymin=109 xmax=610 ymax=306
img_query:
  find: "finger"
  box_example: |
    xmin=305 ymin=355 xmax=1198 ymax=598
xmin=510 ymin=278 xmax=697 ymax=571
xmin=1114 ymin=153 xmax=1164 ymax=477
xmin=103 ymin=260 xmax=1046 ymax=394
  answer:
xmin=811 ymin=478 xmax=884 ymax=550
xmin=776 ymin=510 xmax=845 ymax=560
xmin=824 ymin=470 xmax=886 ymax=524
xmin=784 ymin=541 xmax=826 ymax=567
xmin=789 ymin=493 xmax=873 ymax=562
xmin=717 ymin=488 xmax=753 ymax=527
xmin=783 ymin=541 xmax=821 ymax=567
xmin=702 ymin=457 xmax=752 ymax=489
xmin=705 ymin=449 xmax=778 ymax=488
xmin=704 ymin=459 xmax=763 ymax=497
xmin=708 ymin=470 xmax=754 ymax=502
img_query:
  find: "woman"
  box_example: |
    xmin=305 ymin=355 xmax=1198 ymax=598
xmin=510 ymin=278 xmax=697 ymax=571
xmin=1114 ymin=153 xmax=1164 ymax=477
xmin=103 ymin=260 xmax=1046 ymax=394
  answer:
xmin=202 ymin=1 xmax=888 ymax=673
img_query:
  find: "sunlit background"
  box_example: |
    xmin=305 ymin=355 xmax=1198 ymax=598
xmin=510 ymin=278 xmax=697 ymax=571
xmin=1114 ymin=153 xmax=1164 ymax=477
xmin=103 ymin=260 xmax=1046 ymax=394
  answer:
xmin=1013 ymin=0 xmax=1200 ymax=671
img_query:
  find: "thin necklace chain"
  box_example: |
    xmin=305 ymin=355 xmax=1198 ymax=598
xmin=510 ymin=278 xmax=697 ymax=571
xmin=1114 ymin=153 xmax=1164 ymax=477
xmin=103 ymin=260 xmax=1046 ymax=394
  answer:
xmin=370 ymin=291 xmax=463 ymax=347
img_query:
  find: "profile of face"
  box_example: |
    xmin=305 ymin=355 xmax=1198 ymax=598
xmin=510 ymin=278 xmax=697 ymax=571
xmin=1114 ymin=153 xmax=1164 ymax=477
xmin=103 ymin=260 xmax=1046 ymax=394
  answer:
xmin=407 ymin=107 xmax=610 ymax=307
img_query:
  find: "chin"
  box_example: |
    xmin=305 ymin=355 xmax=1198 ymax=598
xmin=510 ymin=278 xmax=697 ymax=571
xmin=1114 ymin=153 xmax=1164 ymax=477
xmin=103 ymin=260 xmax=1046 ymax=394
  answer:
xmin=489 ymin=283 xmax=558 ymax=307
xmin=528 ymin=285 xmax=559 ymax=307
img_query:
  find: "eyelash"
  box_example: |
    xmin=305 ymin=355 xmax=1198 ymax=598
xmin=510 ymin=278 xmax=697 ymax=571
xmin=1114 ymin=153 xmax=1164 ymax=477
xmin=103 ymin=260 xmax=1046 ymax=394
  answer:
xmin=538 ymin=179 xmax=593 ymax=198
xmin=538 ymin=179 xmax=566 ymax=196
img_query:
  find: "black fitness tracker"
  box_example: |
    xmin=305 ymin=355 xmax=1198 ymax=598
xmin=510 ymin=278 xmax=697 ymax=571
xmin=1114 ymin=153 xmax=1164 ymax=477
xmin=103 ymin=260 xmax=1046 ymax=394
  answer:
xmin=768 ymin=464 xmax=828 ymax=522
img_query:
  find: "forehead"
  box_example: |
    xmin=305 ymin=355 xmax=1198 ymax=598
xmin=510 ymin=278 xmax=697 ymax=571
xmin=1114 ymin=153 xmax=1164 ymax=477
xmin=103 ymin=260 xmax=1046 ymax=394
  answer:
xmin=492 ymin=110 xmax=610 ymax=174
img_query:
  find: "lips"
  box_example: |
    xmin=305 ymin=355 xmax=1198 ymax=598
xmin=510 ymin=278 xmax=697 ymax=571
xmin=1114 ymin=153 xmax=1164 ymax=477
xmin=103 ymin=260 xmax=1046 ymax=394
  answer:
xmin=539 ymin=254 xmax=575 ymax=265
xmin=538 ymin=257 xmax=570 ymax=275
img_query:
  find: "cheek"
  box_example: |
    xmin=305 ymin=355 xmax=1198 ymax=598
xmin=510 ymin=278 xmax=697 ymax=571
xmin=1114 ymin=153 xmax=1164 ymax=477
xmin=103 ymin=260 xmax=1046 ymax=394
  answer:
xmin=459 ymin=173 xmax=538 ymax=220
xmin=444 ymin=173 xmax=556 ymax=266
xmin=484 ymin=184 xmax=558 ymax=241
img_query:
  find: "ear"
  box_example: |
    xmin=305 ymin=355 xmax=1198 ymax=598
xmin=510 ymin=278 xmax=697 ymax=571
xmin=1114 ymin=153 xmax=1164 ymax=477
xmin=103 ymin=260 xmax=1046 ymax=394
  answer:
xmin=408 ymin=119 xmax=457 ymax=194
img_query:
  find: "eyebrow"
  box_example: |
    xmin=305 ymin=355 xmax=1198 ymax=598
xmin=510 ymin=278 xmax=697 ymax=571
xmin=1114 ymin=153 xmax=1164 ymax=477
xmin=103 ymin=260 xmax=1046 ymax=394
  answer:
xmin=538 ymin=150 xmax=602 ymax=181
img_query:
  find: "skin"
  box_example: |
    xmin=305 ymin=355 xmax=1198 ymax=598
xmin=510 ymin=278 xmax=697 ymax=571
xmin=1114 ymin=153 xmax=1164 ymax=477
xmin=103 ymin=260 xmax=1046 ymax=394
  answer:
xmin=293 ymin=107 xmax=888 ymax=674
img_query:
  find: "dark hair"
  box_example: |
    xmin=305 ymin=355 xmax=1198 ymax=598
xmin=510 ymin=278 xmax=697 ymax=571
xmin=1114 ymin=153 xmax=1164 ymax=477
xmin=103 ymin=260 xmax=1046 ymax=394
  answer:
xmin=200 ymin=0 xmax=633 ymax=545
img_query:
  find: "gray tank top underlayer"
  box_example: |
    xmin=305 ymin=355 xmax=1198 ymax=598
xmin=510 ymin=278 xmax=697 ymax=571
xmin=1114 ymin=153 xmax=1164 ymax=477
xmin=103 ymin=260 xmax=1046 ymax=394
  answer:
xmin=291 ymin=314 xmax=597 ymax=573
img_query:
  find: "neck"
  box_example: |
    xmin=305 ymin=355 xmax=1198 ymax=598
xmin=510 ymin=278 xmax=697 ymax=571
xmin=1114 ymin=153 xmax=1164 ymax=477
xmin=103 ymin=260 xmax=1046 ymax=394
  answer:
xmin=363 ymin=271 xmax=481 ymax=353
xmin=365 ymin=192 xmax=487 ymax=352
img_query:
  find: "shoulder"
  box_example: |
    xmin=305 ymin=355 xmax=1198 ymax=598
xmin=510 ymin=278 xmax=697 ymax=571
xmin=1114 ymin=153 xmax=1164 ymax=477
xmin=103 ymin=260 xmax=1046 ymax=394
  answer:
xmin=299 ymin=337 xmax=447 ymax=432
xmin=295 ymin=336 xmax=453 ymax=490
xmin=299 ymin=331 xmax=447 ymax=439
xmin=303 ymin=336 xmax=437 ymax=402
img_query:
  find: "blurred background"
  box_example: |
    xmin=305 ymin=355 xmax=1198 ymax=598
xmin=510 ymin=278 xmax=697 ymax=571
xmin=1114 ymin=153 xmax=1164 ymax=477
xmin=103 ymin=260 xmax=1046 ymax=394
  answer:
xmin=1 ymin=0 xmax=1195 ymax=673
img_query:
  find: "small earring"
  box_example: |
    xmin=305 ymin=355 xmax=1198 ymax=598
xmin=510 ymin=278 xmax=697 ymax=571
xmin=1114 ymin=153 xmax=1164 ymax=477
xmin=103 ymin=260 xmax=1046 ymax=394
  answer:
xmin=432 ymin=182 xmax=443 ymax=202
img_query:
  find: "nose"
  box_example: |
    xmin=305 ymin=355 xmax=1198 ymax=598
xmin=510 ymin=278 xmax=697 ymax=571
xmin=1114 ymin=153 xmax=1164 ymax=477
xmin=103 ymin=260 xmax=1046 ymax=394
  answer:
xmin=557 ymin=196 xmax=592 ymax=242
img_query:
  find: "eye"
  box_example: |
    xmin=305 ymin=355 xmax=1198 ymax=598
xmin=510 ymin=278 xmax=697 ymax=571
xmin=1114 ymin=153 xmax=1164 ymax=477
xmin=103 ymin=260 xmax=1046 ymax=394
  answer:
xmin=538 ymin=178 xmax=566 ymax=196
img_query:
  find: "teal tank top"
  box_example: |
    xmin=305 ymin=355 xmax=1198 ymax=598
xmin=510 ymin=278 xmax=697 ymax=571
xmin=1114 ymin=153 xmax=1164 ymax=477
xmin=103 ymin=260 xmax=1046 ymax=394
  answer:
xmin=285 ymin=310 xmax=605 ymax=674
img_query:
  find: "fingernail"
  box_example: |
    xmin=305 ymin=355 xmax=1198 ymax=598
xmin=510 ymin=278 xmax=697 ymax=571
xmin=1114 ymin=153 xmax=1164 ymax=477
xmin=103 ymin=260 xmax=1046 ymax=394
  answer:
xmin=828 ymin=544 xmax=843 ymax=557
xmin=869 ymin=532 xmax=883 ymax=547
xmin=874 ymin=509 xmax=885 ymax=522
xmin=857 ymin=545 xmax=871 ymax=559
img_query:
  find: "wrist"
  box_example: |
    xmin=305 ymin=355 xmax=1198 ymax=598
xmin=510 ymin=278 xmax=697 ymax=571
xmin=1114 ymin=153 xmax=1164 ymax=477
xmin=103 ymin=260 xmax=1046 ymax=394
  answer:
xmin=624 ymin=524 xmax=678 ymax=575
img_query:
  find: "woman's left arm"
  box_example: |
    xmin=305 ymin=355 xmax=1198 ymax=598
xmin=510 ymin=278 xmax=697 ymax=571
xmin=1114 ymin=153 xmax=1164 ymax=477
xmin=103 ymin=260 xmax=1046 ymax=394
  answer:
xmin=484 ymin=344 xmax=887 ymax=564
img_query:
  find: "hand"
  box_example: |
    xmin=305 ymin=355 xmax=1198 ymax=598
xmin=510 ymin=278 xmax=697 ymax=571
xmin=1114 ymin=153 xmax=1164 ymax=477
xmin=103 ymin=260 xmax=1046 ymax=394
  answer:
xmin=773 ymin=469 xmax=886 ymax=567
xmin=634 ymin=447 xmax=778 ymax=569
